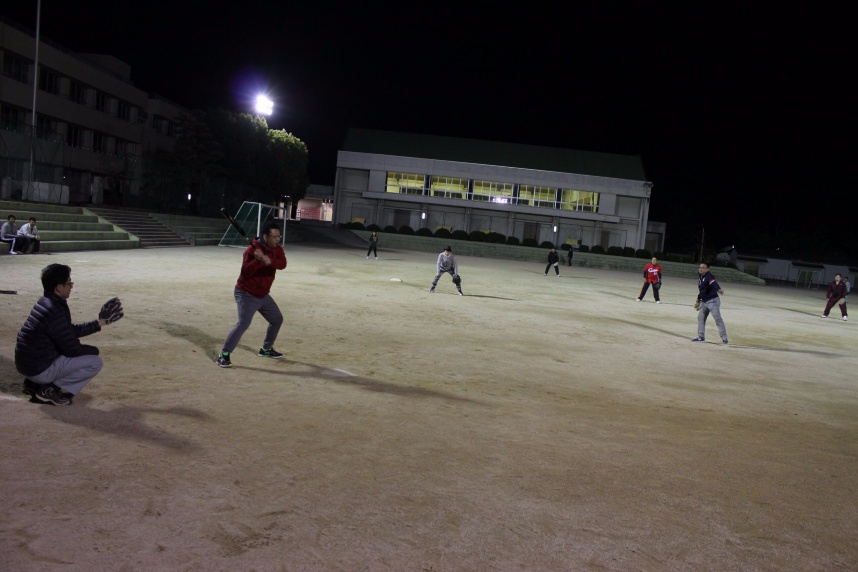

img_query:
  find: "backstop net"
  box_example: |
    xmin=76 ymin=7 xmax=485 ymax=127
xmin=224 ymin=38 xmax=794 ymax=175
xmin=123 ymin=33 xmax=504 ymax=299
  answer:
xmin=218 ymin=201 xmax=287 ymax=248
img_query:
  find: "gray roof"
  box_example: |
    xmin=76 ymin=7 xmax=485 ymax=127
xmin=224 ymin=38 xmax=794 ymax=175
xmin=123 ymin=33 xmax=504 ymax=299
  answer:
xmin=342 ymin=128 xmax=647 ymax=181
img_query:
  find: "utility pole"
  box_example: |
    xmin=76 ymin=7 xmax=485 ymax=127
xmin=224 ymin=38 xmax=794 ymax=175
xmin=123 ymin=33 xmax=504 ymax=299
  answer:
xmin=699 ymin=227 xmax=705 ymax=262
xmin=26 ymin=0 xmax=42 ymax=201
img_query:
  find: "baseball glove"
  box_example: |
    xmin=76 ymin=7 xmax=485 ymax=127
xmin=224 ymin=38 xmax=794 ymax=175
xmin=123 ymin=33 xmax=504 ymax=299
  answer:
xmin=693 ymin=299 xmax=700 ymax=311
xmin=653 ymin=282 xmax=661 ymax=291
xmin=99 ymin=297 xmax=124 ymax=324
xmin=452 ymin=274 xmax=462 ymax=285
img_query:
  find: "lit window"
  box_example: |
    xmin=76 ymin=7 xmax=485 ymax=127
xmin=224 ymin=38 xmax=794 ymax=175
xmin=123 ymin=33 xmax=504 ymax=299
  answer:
xmin=473 ymin=180 xmax=513 ymax=203
xmin=560 ymin=189 xmax=599 ymax=213
xmin=429 ymin=176 xmax=467 ymax=200
xmin=519 ymin=185 xmax=556 ymax=208
xmin=385 ymin=172 xmax=426 ymax=195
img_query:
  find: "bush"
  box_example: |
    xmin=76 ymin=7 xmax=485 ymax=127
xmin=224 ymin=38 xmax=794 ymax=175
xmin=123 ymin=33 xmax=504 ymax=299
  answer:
xmin=606 ymin=246 xmax=624 ymax=256
xmin=653 ymin=251 xmax=665 ymax=259
xmin=506 ymin=236 xmax=520 ymax=246
xmin=485 ymin=232 xmax=506 ymax=244
xmin=522 ymin=238 xmax=539 ymax=247
xmin=539 ymin=241 xmax=556 ymax=249
xmin=366 ymin=224 xmax=381 ymax=232
xmin=591 ymin=245 xmax=606 ymax=254
xmin=416 ymin=227 xmax=433 ymax=237
xmin=469 ymin=230 xmax=486 ymax=242
xmin=635 ymin=249 xmax=652 ymax=259
xmin=451 ymin=230 xmax=469 ymax=241
xmin=560 ymin=243 xmax=572 ymax=251
xmin=398 ymin=225 xmax=415 ymax=235
xmin=578 ymin=245 xmax=589 ymax=253
xmin=434 ymin=227 xmax=452 ymax=239
xmin=666 ymin=253 xmax=682 ymax=262
xmin=622 ymin=247 xmax=636 ymax=258
xmin=348 ymin=221 xmax=365 ymax=231
xmin=383 ymin=225 xmax=398 ymax=233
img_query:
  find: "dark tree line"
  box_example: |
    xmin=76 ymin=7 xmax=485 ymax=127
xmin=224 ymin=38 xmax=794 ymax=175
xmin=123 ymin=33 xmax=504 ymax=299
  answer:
xmin=141 ymin=109 xmax=309 ymax=217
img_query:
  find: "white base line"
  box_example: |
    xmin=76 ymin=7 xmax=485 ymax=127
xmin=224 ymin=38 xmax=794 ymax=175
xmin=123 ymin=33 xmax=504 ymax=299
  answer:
xmin=328 ymin=368 xmax=356 ymax=377
xmin=0 ymin=394 xmax=24 ymax=402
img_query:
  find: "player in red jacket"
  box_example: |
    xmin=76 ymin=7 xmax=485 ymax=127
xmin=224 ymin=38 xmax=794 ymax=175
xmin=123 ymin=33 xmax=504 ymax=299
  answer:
xmin=217 ymin=221 xmax=287 ymax=367
xmin=821 ymin=273 xmax=848 ymax=321
xmin=636 ymin=257 xmax=663 ymax=303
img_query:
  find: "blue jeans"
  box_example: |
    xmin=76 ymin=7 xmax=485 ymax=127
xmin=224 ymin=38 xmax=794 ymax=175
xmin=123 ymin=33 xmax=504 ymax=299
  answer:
xmin=222 ymin=288 xmax=283 ymax=353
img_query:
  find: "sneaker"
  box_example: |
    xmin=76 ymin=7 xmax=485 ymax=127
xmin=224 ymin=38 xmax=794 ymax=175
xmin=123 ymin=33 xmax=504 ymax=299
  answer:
xmin=691 ymin=337 xmax=705 ymax=342
xmin=844 ymin=316 xmax=848 ymax=321
xmin=10 ymin=251 xmax=19 ymax=255
xmin=375 ymin=256 xmax=378 ymax=260
xmin=366 ymin=255 xmax=369 ymax=259
xmin=722 ymin=337 xmax=728 ymax=344
xmin=429 ymin=288 xmax=435 ymax=293
xmin=656 ymin=301 xmax=661 ymax=304
xmin=635 ymin=298 xmax=641 ymax=302
xmin=216 ymin=353 xmax=232 ymax=368
xmin=258 ymin=347 xmax=283 ymax=359
xmin=821 ymin=315 xmax=828 ymax=318
xmin=36 ymin=384 xmax=73 ymax=405
xmin=458 ymin=292 xmax=464 ymax=296
xmin=544 ymin=273 xmax=548 ymax=276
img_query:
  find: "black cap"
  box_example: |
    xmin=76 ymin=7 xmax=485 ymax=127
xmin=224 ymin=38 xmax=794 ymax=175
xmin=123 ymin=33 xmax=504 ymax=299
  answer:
xmin=444 ymin=245 xmax=452 ymax=252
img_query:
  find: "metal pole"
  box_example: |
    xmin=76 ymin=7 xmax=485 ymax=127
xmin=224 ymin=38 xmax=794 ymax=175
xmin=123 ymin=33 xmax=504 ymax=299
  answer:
xmin=27 ymin=0 xmax=42 ymax=201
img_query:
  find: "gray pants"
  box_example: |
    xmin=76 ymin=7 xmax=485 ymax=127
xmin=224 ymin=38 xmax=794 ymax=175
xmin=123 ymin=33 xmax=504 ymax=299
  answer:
xmin=222 ymin=288 xmax=283 ymax=353
xmin=698 ymin=297 xmax=727 ymax=340
xmin=30 ymin=354 xmax=104 ymax=395
xmin=431 ymin=270 xmax=462 ymax=293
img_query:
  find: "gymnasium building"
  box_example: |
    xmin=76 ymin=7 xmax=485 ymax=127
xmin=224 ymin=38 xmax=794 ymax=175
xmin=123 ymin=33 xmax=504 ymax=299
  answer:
xmin=333 ymin=129 xmax=664 ymax=252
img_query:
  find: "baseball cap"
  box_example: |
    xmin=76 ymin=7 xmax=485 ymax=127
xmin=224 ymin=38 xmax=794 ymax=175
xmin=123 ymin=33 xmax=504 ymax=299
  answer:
xmin=444 ymin=245 xmax=452 ymax=252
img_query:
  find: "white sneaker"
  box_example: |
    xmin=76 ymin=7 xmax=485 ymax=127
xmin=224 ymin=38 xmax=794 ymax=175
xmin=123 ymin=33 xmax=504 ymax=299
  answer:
xmin=821 ymin=315 xmax=827 ymax=318
xmin=656 ymin=301 xmax=661 ymax=304
xmin=366 ymin=256 xmax=369 ymax=259
xmin=635 ymin=298 xmax=641 ymax=302
xmin=844 ymin=316 xmax=849 ymax=321
xmin=10 ymin=251 xmax=19 ymax=255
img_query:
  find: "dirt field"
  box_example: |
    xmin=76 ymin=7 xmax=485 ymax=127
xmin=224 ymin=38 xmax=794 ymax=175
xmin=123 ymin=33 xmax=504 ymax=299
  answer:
xmin=1 ymin=242 xmax=855 ymax=571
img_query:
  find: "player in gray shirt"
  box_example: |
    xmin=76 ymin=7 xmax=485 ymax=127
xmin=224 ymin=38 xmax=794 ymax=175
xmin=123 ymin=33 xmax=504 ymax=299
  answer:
xmin=430 ymin=246 xmax=463 ymax=295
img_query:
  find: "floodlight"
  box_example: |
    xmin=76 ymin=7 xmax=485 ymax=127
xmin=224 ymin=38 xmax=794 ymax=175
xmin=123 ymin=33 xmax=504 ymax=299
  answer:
xmin=255 ymin=94 xmax=274 ymax=115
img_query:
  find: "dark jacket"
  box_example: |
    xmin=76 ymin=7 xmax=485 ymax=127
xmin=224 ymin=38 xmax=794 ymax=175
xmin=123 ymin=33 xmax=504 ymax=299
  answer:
xmin=698 ymin=271 xmax=721 ymax=302
xmin=826 ymin=281 xmax=846 ymax=300
xmin=547 ymin=250 xmax=560 ymax=264
xmin=15 ymin=293 xmax=101 ymax=377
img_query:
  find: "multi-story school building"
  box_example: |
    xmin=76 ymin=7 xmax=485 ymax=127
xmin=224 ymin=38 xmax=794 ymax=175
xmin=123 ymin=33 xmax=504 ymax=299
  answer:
xmin=333 ymin=129 xmax=664 ymax=251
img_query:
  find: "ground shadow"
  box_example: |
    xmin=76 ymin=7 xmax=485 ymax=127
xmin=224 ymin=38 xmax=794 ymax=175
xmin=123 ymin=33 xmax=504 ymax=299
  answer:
xmin=160 ymin=321 xmax=483 ymax=405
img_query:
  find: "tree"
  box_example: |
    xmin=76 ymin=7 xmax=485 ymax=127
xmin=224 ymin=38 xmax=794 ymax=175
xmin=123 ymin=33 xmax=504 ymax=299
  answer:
xmin=172 ymin=110 xmax=224 ymax=214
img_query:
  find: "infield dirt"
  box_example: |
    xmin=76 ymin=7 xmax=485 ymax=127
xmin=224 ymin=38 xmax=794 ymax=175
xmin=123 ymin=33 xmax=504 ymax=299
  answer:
xmin=1 ymin=243 xmax=856 ymax=571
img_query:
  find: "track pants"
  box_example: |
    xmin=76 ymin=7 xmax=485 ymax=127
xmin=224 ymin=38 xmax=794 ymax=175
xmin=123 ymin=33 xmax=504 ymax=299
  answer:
xmin=639 ymin=282 xmax=660 ymax=302
xmin=545 ymin=262 xmax=559 ymax=275
xmin=222 ymin=288 xmax=283 ymax=353
xmin=823 ymin=298 xmax=847 ymax=318
xmin=698 ymin=297 xmax=727 ymax=340
xmin=29 ymin=354 xmax=103 ymax=395
xmin=431 ymin=270 xmax=462 ymax=293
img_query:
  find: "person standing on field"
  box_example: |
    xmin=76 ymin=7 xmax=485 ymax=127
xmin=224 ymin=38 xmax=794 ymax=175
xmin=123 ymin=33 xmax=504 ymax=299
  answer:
xmin=366 ymin=231 xmax=379 ymax=259
xmin=544 ymin=247 xmax=560 ymax=276
xmin=217 ymin=222 xmax=287 ymax=367
xmin=637 ymin=257 xmax=663 ymax=303
xmin=430 ymin=246 xmax=463 ymax=295
xmin=692 ymin=261 xmax=728 ymax=344
xmin=821 ymin=273 xmax=848 ymax=321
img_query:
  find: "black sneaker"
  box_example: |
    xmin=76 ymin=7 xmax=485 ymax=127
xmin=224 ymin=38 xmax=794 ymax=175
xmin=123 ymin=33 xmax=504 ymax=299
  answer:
xmin=258 ymin=347 xmax=283 ymax=359
xmin=22 ymin=378 xmax=39 ymax=397
xmin=691 ymin=337 xmax=705 ymax=342
xmin=722 ymin=337 xmax=729 ymax=344
xmin=36 ymin=384 xmax=73 ymax=405
xmin=216 ymin=353 xmax=232 ymax=368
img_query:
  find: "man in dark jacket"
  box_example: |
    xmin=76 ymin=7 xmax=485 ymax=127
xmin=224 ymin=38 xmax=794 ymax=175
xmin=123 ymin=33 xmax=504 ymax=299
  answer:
xmin=16 ymin=264 xmax=123 ymax=405
xmin=217 ymin=221 xmax=287 ymax=367
xmin=692 ymin=261 xmax=728 ymax=344
xmin=544 ymin=247 xmax=560 ymax=277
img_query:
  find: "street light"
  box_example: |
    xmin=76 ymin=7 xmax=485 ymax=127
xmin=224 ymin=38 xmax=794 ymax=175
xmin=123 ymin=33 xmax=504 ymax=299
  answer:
xmin=254 ymin=94 xmax=273 ymax=115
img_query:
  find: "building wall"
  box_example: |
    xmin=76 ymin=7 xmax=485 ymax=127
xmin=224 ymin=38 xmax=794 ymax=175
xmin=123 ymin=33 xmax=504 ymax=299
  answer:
xmin=0 ymin=19 xmax=184 ymax=205
xmin=334 ymin=150 xmax=653 ymax=250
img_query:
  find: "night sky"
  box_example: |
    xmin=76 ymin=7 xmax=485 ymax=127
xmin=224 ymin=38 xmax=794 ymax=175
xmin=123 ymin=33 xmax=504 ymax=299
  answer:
xmin=2 ymin=3 xmax=852 ymax=255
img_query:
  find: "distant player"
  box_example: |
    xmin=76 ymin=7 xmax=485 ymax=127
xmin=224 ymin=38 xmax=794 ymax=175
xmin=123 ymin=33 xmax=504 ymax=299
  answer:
xmin=821 ymin=273 xmax=847 ymax=321
xmin=544 ymin=247 xmax=560 ymax=276
xmin=217 ymin=222 xmax=287 ymax=367
xmin=636 ymin=257 xmax=662 ymax=303
xmin=692 ymin=261 xmax=728 ymax=344
xmin=430 ymin=245 xmax=463 ymax=295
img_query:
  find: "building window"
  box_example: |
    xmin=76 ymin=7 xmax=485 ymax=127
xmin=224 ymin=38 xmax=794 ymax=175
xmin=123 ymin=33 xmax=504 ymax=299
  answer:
xmin=38 ymin=67 xmax=60 ymax=95
xmin=117 ymin=101 xmax=131 ymax=121
xmin=519 ymin=185 xmax=556 ymax=208
xmin=429 ymin=176 xmax=468 ymax=200
xmin=385 ymin=172 xmax=426 ymax=195
xmin=3 ymin=52 xmax=29 ymax=84
xmin=472 ymin=180 xmax=513 ymax=203
xmin=0 ymin=105 xmax=23 ymax=132
xmin=36 ymin=115 xmax=60 ymax=140
xmin=95 ymin=91 xmax=109 ymax=112
xmin=92 ymin=132 xmax=107 ymax=154
xmin=69 ymin=80 xmax=87 ymax=105
xmin=560 ymin=189 xmax=599 ymax=213
xmin=66 ymin=124 xmax=83 ymax=148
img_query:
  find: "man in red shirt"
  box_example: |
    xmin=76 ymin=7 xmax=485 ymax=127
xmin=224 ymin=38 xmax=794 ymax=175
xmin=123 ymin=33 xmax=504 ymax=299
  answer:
xmin=636 ymin=257 xmax=663 ymax=303
xmin=217 ymin=222 xmax=287 ymax=367
xmin=821 ymin=273 xmax=848 ymax=321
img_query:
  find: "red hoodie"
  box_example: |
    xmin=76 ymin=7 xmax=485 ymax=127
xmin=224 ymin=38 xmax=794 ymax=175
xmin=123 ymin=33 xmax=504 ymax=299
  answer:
xmin=235 ymin=238 xmax=287 ymax=297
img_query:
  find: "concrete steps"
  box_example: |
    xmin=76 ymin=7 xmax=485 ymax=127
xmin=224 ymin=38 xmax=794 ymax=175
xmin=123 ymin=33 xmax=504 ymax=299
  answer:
xmin=85 ymin=207 xmax=190 ymax=248
xmin=0 ymin=199 xmax=139 ymax=253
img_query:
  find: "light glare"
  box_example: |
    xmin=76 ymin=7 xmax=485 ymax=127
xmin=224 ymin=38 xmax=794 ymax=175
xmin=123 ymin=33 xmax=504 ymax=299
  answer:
xmin=255 ymin=94 xmax=274 ymax=115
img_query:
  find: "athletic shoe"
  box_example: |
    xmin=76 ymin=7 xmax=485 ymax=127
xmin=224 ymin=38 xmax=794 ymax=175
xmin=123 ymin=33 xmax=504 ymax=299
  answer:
xmin=844 ymin=316 xmax=848 ymax=321
xmin=544 ymin=273 xmax=548 ymax=276
xmin=366 ymin=255 xmax=369 ymax=259
xmin=10 ymin=251 xmax=19 ymax=255
xmin=36 ymin=384 xmax=72 ymax=405
xmin=22 ymin=378 xmax=39 ymax=397
xmin=216 ymin=353 xmax=232 ymax=368
xmin=429 ymin=288 xmax=435 ymax=293
xmin=722 ymin=337 xmax=728 ymax=344
xmin=821 ymin=315 xmax=828 ymax=318
xmin=258 ymin=347 xmax=283 ymax=359
xmin=458 ymin=292 xmax=463 ymax=296
xmin=656 ymin=301 xmax=661 ymax=304
xmin=375 ymin=256 xmax=378 ymax=260
xmin=691 ymin=337 xmax=705 ymax=342
xmin=635 ymin=298 xmax=641 ymax=302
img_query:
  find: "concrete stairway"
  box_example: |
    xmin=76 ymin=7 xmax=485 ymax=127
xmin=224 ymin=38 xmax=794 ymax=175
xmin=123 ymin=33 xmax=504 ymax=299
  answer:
xmin=150 ymin=213 xmax=231 ymax=246
xmin=85 ymin=207 xmax=189 ymax=248
xmin=0 ymin=200 xmax=139 ymax=253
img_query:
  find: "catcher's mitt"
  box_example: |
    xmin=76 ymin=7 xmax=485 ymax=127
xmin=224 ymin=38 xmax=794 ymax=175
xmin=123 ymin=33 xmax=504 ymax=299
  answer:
xmin=653 ymin=282 xmax=661 ymax=291
xmin=452 ymin=274 xmax=462 ymax=285
xmin=99 ymin=297 xmax=124 ymax=324
xmin=693 ymin=299 xmax=701 ymax=311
